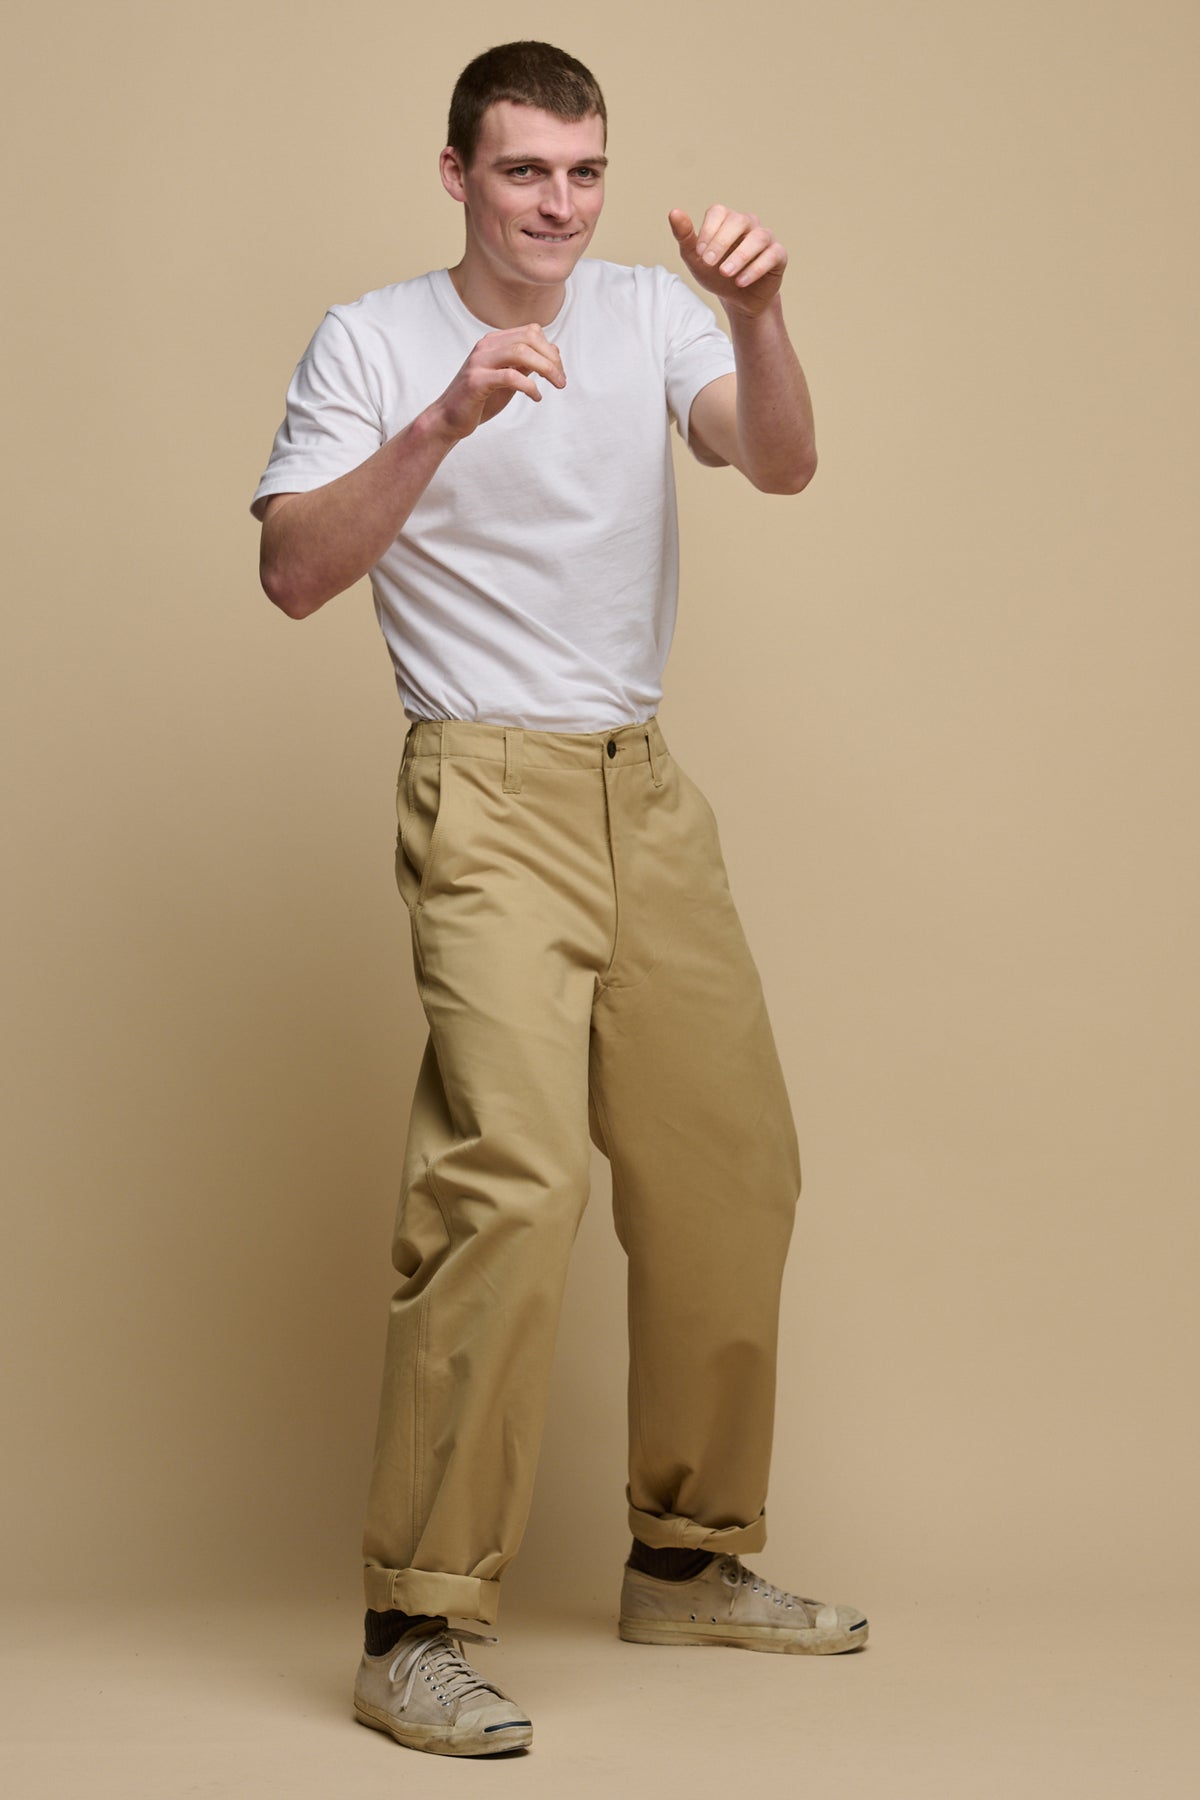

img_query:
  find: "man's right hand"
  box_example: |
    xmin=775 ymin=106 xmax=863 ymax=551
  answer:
xmin=260 ymin=325 xmax=565 ymax=619
xmin=431 ymin=325 xmax=566 ymax=441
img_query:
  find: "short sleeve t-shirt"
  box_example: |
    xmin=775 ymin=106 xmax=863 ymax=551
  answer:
xmin=250 ymin=259 xmax=736 ymax=731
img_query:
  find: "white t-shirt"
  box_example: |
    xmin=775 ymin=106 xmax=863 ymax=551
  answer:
xmin=250 ymin=259 xmax=736 ymax=731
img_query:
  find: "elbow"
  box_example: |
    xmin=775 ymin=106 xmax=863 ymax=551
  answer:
xmin=258 ymin=502 xmax=324 ymax=617
xmin=260 ymin=559 xmax=319 ymax=620
xmin=757 ymin=447 xmax=818 ymax=496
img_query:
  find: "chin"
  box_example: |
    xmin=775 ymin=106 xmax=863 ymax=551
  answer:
xmin=537 ymin=236 xmax=591 ymax=264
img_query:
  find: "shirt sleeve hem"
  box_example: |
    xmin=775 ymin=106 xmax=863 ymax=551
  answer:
xmin=249 ymin=471 xmax=346 ymax=520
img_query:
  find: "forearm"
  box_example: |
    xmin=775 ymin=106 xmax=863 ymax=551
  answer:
xmin=726 ymin=297 xmax=817 ymax=494
xmin=259 ymin=406 xmax=458 ymax=618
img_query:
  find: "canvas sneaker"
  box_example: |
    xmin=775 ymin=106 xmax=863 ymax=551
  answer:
xmin=352 ymin=1619 xmax=533 ymax=1755
xmin=618 ymin=1552 xmax=868 ymax=1654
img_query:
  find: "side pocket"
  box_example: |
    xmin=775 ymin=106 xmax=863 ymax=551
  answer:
xmin=672 ymin=755 xmax=722 ymax=840
xmin=394 ymin=752 xmax=414 ymax=910
xmin=669 ymin=754 xmax=736 ymax=908
xmin=395 ymin=749 xmax=451 ymax=913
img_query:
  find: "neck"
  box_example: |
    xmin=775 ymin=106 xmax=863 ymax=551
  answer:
xmin=447 ymin=253 xmax=568 ymax=329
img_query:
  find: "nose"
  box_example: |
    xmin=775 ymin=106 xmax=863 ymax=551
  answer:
xmin=538 ymin=174 xmax=572 ymax=220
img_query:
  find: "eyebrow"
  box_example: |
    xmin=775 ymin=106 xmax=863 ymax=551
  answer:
xmin=491 ymin=153 xmax=609 ymax=169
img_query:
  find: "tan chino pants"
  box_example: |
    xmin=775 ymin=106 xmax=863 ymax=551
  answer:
xmin=361 ymin=715 xmax=802 ymax=1625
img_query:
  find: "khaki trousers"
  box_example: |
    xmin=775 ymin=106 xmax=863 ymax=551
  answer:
xmin=361 ymin=715 xmax=802 ymax=1625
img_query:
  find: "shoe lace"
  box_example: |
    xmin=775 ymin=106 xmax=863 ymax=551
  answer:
xmin=717 ymin=1554 xmax=811 ymax=1618
xmin=387 ymin=1623 xmax=504 ymax=1714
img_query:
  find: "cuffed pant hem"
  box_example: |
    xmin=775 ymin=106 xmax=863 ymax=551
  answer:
xmin=362 ymin=1565 xmax=502 ymax=1626
xmin=628 ymin=1504 xmax=768 ymax=1555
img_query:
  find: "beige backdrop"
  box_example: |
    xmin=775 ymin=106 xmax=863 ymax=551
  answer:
xmin=3 ymin=0 xmax=1196 ymax=1641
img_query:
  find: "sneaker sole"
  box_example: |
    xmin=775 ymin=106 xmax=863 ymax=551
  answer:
xmin=617 ymin=1617 xmax=868 ymax=1654
xmin=353 ymin=1698 xmax=533 ymax=1755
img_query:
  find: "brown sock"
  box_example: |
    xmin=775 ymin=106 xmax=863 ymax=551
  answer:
xmin=628 ymin=1536 xmax=716 ymax=1581
xmin=363 ymin=1607 xmax=445 ymax=1655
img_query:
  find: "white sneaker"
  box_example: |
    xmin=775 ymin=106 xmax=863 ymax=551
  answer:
xmin=352 ymin=1620 xmax=533 ymax=1755
xmin=618 ymin=1553 xmax=869 ymax=1654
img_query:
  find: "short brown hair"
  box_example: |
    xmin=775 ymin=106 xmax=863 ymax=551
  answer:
xmin=447 ymin=41 xmax=607 ymax=169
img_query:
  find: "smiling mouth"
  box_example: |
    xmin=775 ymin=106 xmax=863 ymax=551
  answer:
xmin=523 ymin=230 xmax=578 ymax=242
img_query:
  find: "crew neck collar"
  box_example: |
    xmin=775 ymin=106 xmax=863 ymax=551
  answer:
xmin=434 ymin=265 xmax=577 ymax=339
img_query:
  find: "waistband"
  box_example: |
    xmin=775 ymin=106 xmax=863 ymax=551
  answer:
xmin=404 ymin=714 xmax=670 ymax=772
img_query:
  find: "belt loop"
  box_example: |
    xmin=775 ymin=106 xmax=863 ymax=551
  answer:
xmin=645 ymin=727 xmax=663 ymax=788
xmin=503 ymin=726 xmax=524 ymax=794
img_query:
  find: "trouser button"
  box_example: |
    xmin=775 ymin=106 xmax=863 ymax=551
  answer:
xmin=606 ymin=738 xmax=617 ymax=757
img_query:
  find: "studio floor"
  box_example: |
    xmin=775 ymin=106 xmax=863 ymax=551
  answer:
xmin=1 ymin=1589 xmax=1194 ymax=1797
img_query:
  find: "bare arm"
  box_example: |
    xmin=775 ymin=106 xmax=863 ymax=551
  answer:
xmin=258 ymin=324 xmax=566 ymax=618
xmin=260 ymin=414 xmax=454 ymax=618
xmin=668 ymin=206 xmax=816 ymax=496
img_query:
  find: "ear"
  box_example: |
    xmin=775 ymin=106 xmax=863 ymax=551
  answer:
xmin=439 ymin=146 xmax=467 ymax=204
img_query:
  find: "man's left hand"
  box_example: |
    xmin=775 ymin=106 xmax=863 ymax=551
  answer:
xmin=668 ymin=205 xmax=787 ymax=316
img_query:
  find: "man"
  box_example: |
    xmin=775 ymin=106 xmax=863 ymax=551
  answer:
xmin=251 ymin=39 xmax=866 ymax=1760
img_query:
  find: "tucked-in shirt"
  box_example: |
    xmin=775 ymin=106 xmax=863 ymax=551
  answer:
xmin=250 ymin=259 xmax=736 ymax=730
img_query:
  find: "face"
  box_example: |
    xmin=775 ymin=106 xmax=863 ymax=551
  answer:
xmin=441 ymin=101 xmax=607 ymax=293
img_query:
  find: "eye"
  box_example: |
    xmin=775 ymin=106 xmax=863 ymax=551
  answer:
xmin=573 ymin=166 xmax=601 ymax=181
xmin=508 ymin=164 xmax=536 ymax=179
